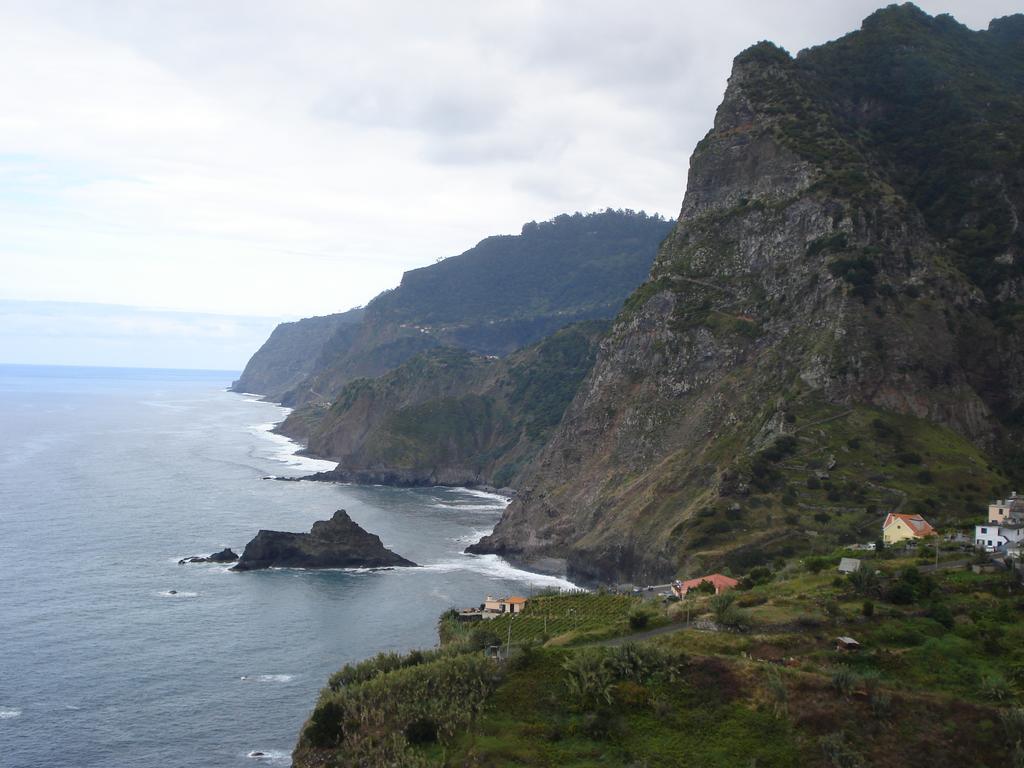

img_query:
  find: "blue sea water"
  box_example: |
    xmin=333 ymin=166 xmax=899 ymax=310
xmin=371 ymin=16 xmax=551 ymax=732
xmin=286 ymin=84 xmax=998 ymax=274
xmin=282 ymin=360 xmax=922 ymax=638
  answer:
xmin=0 ymin=365 xmax=572 ymax=767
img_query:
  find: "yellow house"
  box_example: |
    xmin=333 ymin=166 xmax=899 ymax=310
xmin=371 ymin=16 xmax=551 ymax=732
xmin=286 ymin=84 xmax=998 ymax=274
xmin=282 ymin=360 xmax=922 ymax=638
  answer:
xmin=482 ymin=595 xmax=529 ymax=614
xmin=483 ymin=595 xmax=503 ymax=613
xmin=882 ymin=512 xmax=936 ymax=544
xmin=989 ymin=492 xmax=1023 ymax=524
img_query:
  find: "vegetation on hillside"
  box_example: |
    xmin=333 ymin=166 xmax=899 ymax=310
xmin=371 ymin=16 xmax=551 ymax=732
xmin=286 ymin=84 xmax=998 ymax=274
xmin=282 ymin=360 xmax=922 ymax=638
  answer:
xmin=295 ymin=554 xmax=1024 ymax=767
xmin=293 ymin=321 xmax=607 ymax=488
xmin=798 ymin=5 xmax=1024 ymax=299
xmin=680 ymin=398 xmax=1011 ymax=575
xmin=368 ymin=210 xmax=671 ymax=327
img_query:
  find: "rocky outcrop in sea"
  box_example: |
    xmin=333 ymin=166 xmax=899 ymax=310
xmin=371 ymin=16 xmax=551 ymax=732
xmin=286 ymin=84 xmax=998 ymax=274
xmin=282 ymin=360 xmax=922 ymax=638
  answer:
xmin=178 ymin=548 xmax=239 ymax=564
xmin=231 ymin=510 xmax=416 ymax=571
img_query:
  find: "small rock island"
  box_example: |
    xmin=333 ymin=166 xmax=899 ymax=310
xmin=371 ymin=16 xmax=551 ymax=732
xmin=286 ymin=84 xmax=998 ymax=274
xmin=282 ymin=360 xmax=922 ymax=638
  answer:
xmin=231 ymin=509 xmax=416 ymax=571
xmin=178 ymin=548 xmax=239 ymax=564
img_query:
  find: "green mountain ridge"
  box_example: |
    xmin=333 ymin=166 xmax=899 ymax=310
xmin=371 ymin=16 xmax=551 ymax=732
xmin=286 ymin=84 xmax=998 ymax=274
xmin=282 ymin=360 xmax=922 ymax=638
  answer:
xmin=232 ymin=209 xmax=671 ymax=406
xmin=470 ymin=4 xmax=1024 ymax=585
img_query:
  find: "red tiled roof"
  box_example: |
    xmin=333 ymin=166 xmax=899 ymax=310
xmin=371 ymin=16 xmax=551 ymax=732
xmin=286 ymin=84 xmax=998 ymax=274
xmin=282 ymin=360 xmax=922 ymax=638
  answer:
xmin=679 ymin=573 xmax=738 ymax=591
xmin=505 ymin=596 xmax=528 ymax=604
xmin=883 ymin=512 xmax=936 ymax=538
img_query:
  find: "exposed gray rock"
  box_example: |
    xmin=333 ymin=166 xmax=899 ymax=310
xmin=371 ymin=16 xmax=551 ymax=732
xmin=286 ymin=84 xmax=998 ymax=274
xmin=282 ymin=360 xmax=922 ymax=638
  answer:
xmin=178 ymin=548 xmax=239 ymax=564
xmin=231 ymin=510 xmax=416 ymax=571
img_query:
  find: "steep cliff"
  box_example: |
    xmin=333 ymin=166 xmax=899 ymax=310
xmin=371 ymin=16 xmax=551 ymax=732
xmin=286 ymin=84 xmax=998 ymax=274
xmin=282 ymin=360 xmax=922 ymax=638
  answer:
xmin=471 ymin=5 xmax=1024 ymax=584
xmin=230 ymin=308 xmax=364 ymax=401
xmin=235 ymin=209 xmax=670 ymax=406
xmin=283 ymin=321 xmax=607 ymax=488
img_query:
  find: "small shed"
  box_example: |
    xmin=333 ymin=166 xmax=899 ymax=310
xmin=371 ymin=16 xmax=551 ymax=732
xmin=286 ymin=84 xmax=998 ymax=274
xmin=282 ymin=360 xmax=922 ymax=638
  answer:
xmin=838 ymin=558 xmax=862 ymax=574
xmin=835 ymin=636 xmax=861 ymax=652
xmin=504 ymin=596 xmax=528 ymax=614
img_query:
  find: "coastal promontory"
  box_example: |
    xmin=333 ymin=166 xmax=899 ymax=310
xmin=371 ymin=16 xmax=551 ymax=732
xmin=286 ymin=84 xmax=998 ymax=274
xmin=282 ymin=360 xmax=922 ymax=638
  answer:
xmin=231 ymin=510 xmax=416 ymax=571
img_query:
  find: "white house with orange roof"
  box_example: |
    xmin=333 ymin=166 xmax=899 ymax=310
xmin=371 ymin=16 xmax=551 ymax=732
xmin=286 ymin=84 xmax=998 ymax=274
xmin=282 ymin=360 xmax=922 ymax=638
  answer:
xmin=882 ymin=512 xmax=936 ymax=545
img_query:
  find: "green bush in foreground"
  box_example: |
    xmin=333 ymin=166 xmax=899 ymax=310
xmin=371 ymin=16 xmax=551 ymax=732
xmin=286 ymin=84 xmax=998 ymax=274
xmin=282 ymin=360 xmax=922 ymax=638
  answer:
xmin=306 ymin=653 xmax=503 ymax=765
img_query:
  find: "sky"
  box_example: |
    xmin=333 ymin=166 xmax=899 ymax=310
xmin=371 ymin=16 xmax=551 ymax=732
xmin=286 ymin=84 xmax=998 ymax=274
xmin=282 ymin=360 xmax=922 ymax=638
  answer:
xmin=0 ymin=0 xmax=1018 ymax=369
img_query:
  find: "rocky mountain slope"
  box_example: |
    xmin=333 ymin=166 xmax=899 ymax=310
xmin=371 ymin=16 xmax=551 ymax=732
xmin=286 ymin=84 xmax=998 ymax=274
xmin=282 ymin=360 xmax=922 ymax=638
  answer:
xmin=231 ymin=307 xmax=364 ymax=401
xmin=471 ymin=5 xmax=1024 ymax=584
xmin=233 ymin=209 xmax=671 ymax=406
xmin=283 ymin=321 xmax=607 ymax=489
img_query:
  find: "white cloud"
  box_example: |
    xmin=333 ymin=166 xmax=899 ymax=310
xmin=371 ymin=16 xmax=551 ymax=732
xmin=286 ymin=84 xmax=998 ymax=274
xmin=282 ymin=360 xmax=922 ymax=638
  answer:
xmin=0 ymin=300 xmax=280 ymax=370
xmin=0 ymin=0 xmax=1017 ymax=335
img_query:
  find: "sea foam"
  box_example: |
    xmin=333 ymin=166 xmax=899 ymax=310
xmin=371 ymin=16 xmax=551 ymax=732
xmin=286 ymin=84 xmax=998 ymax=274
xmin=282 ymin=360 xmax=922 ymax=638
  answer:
xmin=246 ymin=420 xmax=336 ymax=473
xmin=417 ymin=554 xmax=577 ymax=590
xmin=246 ymin=748 xmax=291 ymax=762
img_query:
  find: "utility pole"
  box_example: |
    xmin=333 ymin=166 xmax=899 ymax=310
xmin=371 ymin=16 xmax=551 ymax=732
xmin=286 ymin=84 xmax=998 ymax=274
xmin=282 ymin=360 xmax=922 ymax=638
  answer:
xmin=506 ymin=616 xmax=513 ymax=659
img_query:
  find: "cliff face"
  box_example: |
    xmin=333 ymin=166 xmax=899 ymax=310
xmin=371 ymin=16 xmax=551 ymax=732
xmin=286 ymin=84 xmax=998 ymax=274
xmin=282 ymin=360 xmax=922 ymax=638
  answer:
xmin=283 ymin=322 xmax=607 ymax=489
xmin=231 ymin=308 xmax=364 ymax=401
xmin=235 ymin=210 xmax=671 ymax=407
xmin=471 ymin=6 xmax=1024 ymax=584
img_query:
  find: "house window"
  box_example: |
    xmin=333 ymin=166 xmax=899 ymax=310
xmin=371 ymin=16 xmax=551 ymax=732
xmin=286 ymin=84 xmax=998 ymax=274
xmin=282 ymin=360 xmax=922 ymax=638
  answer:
xmin=981 ymin=528 xmax=988 ymax=534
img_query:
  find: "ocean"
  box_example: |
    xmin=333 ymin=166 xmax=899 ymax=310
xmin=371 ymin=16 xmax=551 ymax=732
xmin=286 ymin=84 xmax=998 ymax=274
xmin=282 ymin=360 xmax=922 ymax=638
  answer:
xmin=0 ymin=365 xmax=573 ymax=767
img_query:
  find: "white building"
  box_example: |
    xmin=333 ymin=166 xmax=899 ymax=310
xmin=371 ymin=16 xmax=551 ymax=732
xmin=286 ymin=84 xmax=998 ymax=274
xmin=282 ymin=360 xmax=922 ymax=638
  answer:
xmin=975 ymin=522 xmax=1024 ymax=552
xmin=977 ymin=492 xmax=1024 ymax=552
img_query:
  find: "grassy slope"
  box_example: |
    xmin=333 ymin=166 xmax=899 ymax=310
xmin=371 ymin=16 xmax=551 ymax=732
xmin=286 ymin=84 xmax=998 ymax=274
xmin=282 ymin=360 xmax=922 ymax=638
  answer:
xmin=671 ymin=398 xmax=1009 ymax=574
xmin=295 ymin=556 xmax=1024 ymax=767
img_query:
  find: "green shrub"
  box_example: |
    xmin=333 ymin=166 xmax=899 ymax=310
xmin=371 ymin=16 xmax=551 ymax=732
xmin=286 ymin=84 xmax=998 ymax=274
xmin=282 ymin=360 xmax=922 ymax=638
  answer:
xmin=926 ymin=602 xmax=954 ymax=629
xmin=981 ymin=672 xmax=1013 ymax=702
xmin=848 ymin=568 xmax=879 ymax=596
xmin=764 ymin=667 xmax=788 ymax=718
xmin=468 ymin=624 xmax=502 ymax=651
xmin=403 ymin=717 xmax=439 ymax=745
xmin=710 ymin=592 xmax=737 ymax=623
xmin=869 ymin=688 xmax=892 ymax=719
xmin=739 ymin=566 xmax=773 ymax=589
xmin=819 ymin=731 xmax=865 ymax=768
xmin=806 ymin=556 xmax=828 ymax=573
xmin=831 ymin=666 xmax=860 ymax=698
xmin=1001 ymin=708 xmax=1024 ymax=749
xmin=886 ymin=581 xmax=916 ymax=605
xmin=563 ymin=649 xmax=615 ymax=711
xmin=628 ymin=606 xmax=651 ymax=630
xmin=303 ymin=698 xmax=346 ymax=748
xmin=308 ymin=652 xmax=502 ymax=758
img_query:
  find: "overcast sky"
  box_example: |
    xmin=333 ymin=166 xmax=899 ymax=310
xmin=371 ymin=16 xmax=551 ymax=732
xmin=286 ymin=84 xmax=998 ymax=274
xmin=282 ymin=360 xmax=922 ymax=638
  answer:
xmin=0 ymin=1 xmax=1018 ymax=368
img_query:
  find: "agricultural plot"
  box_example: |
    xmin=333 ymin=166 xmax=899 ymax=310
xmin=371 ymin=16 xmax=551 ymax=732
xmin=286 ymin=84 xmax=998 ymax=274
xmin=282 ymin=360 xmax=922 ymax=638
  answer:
xmin=447 ymin=591 xmax=644 ymax=646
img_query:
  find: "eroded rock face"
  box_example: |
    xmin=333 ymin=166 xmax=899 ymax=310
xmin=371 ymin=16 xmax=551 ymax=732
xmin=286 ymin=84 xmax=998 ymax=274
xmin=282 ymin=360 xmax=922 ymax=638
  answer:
xmin=231 ymin=510 xmax=416 ymax=571
xmin=470 ymin=12 xmax=1024 ymax=584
